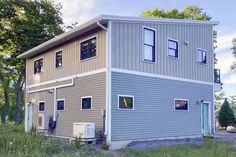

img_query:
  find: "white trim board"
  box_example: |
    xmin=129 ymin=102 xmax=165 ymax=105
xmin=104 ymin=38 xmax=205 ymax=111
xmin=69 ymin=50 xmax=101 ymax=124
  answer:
xmin=27 ymin=68 xmax=106 ymax=88
xmin=111 ymin=68 xmax=214 ymax=86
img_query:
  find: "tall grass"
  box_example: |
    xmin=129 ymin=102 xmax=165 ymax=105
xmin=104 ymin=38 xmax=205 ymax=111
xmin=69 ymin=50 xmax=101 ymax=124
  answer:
xmin=0 ymin=123 xmax=235 ymax=157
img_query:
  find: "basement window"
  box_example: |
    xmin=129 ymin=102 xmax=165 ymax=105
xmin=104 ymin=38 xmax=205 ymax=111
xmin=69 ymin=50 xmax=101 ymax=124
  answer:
xmin=118 ymin=95 xmax=134 ymax=110
xmin=80 ymin=37 xmax=97 ymax=60
xmin=34 ymin=58 xmax=43 ymax=74
xmin=81 ymin=96 xmax=92 ymax=110
xmin=174 ymin=99 xmax=189 ymax=111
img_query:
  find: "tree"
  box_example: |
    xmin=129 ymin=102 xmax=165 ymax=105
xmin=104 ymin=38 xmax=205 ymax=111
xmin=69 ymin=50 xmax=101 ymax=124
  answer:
xmin=141 ymin=6 xmax=217 ymax=50
xmin=0 ymin=0 xmax=64 ymax=124
xmin=219 ymin=98 xmax=236 ymax=128
xmin=215 ymin=91 xmax=226 ymax=120
xmin=231 ymin=38 xmax=236 ymax=71
xmin=229 ymin=95 xmax=236 ymax=109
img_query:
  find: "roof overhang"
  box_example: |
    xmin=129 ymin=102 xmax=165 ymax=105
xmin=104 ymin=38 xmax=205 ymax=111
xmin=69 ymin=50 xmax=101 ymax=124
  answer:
xmin=18 ymin=15 xmax=219 ymax=59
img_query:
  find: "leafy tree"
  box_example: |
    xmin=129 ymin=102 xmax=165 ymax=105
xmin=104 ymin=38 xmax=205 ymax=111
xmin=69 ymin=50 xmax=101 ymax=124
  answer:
xmin=215 ymin=91 xmax=226 ymax=119
xmin=219 ymin=98 xmax=236 ymax=128
xmin=141 ymin=6 xmax=217 ymax=50
xmin=231 ymin=38 xmax=236 ymax=71
xmin=0 ymin=0 xmax=64 ymax=124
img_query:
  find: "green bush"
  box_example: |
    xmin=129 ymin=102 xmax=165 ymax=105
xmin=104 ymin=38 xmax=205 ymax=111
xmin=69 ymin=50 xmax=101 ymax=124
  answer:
xmin=219 ymin=98 xmax=236 ymax=128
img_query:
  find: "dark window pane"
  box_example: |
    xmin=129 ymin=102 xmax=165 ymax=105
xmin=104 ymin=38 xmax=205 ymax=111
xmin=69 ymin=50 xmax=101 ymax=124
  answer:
xmin=57 ymin=100 xmax=64 ymax=110
xmin=80 ymin=37 xmax=97 ymax=60
xmin=56 ymin=51 xmax=62 ymax=68
xmin=119 ymin=96 xmax=133 ymax=109
xmin=39 ymin=102 xmax=45 ymax=111
xmin=34 ymin=58 xmax=43 ymax=74
xmin=168 ymin=39 xmax=178 ymax=58
xmin=82 ymin=97 xmax=92 ymax=109
xmin=175 ymin=100 xmax=188 ymax=110
xmin=144 ymin=28 xmax=155 ymax=62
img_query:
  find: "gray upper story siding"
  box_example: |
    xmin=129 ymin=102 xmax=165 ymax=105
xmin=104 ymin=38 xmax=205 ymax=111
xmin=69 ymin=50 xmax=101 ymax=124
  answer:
xmin=111 ymin=72 xmax=213 ymax=141
xmin=111 ymin=21 xmax=214 ymax=82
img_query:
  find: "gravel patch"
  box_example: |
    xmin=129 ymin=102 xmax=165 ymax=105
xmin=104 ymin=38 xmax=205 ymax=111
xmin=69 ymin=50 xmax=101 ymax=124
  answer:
xmin=214 ymin=131 xmax=236 ymax=142
xmin=127 ymin=137 xmax=203 ymax=149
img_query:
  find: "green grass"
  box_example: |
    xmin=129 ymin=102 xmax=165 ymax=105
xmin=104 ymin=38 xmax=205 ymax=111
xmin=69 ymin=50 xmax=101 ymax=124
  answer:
xmin=0 ymin=124 xmax=236 ymax=157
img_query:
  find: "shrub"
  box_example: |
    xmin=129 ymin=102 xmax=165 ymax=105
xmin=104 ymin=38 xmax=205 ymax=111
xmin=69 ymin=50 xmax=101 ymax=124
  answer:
xmin=100 ymin=141 xmax=109 ymax=150
xmin=219 ymin=98 xmax=236 ymax=128
xmin=74 ymin=135 xmax=82 ymax=149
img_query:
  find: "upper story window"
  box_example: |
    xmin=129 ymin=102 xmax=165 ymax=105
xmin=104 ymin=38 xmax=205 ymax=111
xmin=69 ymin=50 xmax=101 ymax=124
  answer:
xmin=80 ymin=37 xmax=97 ymax=61
xmin=34 ymin=58 xmax=43 ymax=74
xmin=197 ymin=48 xmax=207 ymax=64
xmin=143 ymin=27 xmax=155 ymax=62
xmin=168 ymin=39 xmax=179 ymax=58
xmin=55 ymin=50 xmax=62 ymax=68
xmin=38 ymin=101 xmax=45 ymax=112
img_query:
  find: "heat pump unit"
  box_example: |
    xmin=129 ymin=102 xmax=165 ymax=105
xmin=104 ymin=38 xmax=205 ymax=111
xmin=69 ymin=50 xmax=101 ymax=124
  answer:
xmin=73 ymin=123 xmax=95 ymax=138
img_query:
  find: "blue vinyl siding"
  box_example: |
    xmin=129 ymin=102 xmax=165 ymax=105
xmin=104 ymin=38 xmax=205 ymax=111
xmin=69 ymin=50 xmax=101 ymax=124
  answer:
xmin=111 ymin=72 xmax=213 ymax=141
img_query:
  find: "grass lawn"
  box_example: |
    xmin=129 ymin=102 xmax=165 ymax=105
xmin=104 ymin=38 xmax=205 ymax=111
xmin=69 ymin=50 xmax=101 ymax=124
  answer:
xmin=0 ymin=124 xmax=236 ymax=157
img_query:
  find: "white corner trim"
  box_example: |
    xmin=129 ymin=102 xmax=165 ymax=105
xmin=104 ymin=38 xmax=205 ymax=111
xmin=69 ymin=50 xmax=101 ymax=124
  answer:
xmin=27 ymin=68 xmax=106 ymax=88
xmin=111 ymin=68 xmax=214 ymax=86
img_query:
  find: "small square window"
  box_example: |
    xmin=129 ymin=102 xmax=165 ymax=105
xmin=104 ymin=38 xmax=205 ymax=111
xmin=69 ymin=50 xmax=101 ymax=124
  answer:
xmin=57 ymin=99 xmax=65 ymax=111
xmin=168 ymin=39 xmax=178 ymax=58
xmin=55 ymin=51 xmax=62 ymax=68
xmin=34 ymin=58 xmax=43 ymax=74
xmin=197 ymin=49 xmax=207 ymax=64
xmin=80 ymin=37 xmax=97 ymax=60
xmin=38 ymin=102 xmax=45 ymax=112
xmin=175 ymin=99 xmax=189 ymax=111
xmin=143 ymin=28 xmax=155 ymax=62
xmin=118 ymin=95 xmax=134 ymax=110
xmin=81 ymin=97 xmax=92 ymax=110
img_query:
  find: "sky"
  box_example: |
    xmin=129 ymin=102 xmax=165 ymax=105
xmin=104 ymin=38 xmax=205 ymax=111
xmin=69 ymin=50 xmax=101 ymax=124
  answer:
xmin=56 ymin=0 xmax=236 ymax=96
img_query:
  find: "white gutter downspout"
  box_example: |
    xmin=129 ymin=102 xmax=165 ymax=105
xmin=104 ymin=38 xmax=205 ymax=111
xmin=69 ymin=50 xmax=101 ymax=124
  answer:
xmin=28 ymin=78 xmax=75 ymax=122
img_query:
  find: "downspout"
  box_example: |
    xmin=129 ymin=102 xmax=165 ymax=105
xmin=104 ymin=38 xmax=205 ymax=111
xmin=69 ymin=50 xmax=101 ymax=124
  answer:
xmin=53 ymin=88 xmax=57 ymax=121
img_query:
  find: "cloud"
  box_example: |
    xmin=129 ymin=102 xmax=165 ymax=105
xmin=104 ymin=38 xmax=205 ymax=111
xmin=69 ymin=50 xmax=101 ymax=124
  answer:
xmin=215 ymin=52 xmax=236 ymax=75
xmin=56 ymin=0 xmax=97 ymax=26
xmin=223 ymin=74 xmax=236 ymax=84
xmin=216 ymin=33 xmax=236 ymax=52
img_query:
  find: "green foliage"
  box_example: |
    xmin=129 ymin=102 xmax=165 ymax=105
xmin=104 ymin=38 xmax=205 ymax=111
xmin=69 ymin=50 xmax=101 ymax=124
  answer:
xmin=219 ymin=98 xmax=236 ymax=127
xmin=74 ymin=135 xmax=82 ymax=149
xmin=141 ymin=6 xmax=211 ymax=20
xmin=100 ymin=141 xmax=109 ymax=150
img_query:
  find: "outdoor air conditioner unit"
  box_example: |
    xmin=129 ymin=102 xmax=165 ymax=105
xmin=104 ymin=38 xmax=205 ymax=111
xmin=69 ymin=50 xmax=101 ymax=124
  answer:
xmin=73 ymin=122 xmax=95 ymax=139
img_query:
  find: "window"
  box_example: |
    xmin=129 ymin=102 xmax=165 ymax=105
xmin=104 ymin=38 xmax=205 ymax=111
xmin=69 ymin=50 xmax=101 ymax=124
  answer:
xmin=197 ymin=49 xmax=207 ymax=64
xmin=80 ymin=37 xmax=97 ymax=60
xmin=143 ymin=28 xmax=155 ymax=62
xmin=38 ymin=102 xmax=45 ymax=112
xmin=174 ymin=99 xmax=189 ymax=111
xmin=57 ymin=99 xmax=65 ymax=111
xmin=55 ymin=51 xmax=62 ymax=68
xmin=81 ymin=97 xmax=92 ymax=110
xmin=168 ymin=39 xmax=178 ymax=58
xmin=34 ymin=58 xmax=43 ymax=74
xmin=118 ymin=95 xmax=134 ymax=110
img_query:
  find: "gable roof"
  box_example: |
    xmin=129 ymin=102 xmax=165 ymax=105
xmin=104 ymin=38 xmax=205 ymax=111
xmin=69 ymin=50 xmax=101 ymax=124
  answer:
xmin=18 ymin=14 xmax=218 ymax=59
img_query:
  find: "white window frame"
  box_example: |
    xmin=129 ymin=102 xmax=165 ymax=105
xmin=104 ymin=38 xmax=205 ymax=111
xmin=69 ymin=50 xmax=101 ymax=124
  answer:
xmin=196 ymin=48 xmax=207 ymax=64
xmin=38 ymin=113 xmax=45 ymax=130
xmin=167 ymin=38 xmax=179 ymax=59
xmin=117 ymin=95 xmax=134 ymax=110
xmin=56 ymin=99 xmax=65 ymax=111
xmin=33 ymin=57 xmax=44 ymax=74
xmin=79 ymin=35 xmax=98 ymax=62
xmin=174 ymin=98 xmax=189 ymax=111
xmin=81 ymin=96 xmax=92 ymax=110
xmin=142 ymin=26 xmax=157 ymax=64
xmin=55 ymin=49 xmax=63 ymax=69
xmin=38 ymin=101 xmax=46 ymax=112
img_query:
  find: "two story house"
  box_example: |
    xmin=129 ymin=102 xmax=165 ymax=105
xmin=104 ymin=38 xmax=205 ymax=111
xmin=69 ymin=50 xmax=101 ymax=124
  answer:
xmin=18 ymin=15 xmax=220 ymax=150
